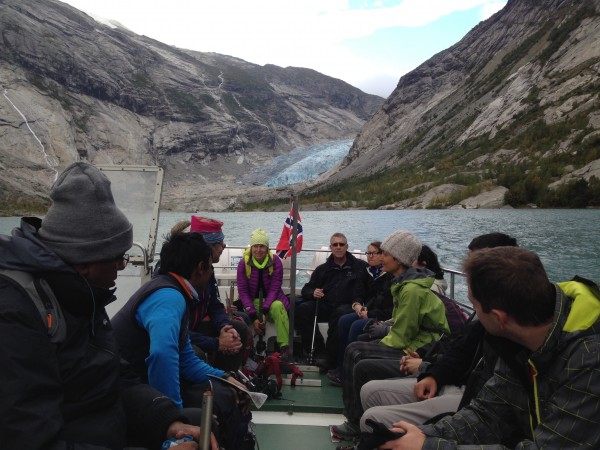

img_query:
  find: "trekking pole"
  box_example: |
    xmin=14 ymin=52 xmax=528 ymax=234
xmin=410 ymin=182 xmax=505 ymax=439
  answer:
xmin=255 ymin=288 xmax=266 ymax=359
xmin=307 ymin=296 xmax=319 ymax=365
xmin=199 ymin=381 xmax=214 ymax=450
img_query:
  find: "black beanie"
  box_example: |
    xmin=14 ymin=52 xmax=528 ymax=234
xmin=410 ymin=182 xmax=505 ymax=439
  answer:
xmin=38 ymin=162 xmax=133 ymax=264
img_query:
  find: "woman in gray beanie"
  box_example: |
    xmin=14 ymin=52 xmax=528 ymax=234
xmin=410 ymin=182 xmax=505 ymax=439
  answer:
xmin=332 ymin=229 xmax=450 ymax=440
xmin=373 ymin=229 xmax=449 ymax=349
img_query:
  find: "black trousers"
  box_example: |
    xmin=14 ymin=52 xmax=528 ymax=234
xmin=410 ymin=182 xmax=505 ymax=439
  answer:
xmin=295 ymin=300 xmax=352 ymax=366
xmin=341 ymin=342 xmax=406 ymax=424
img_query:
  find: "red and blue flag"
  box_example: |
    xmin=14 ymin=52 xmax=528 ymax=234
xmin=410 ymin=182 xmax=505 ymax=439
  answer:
xmin=275 ymin=208 xmax=303 ymax=259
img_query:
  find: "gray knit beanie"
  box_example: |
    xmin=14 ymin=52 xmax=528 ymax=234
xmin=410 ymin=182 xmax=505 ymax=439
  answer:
xmin=380 ymin=230 xmax=422 ymax=267
xmin=38 ymin=162 xmax=133 ymax=264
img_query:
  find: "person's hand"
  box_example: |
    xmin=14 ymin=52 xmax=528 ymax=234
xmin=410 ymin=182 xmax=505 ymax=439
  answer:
xmin=368 ymin=321 xmax=389 ymax=339
xmin=166 ymin=421 xmax=199 ymax=441
xmin=222 ymin=324 xmax=240 ymax=340
xmin=414 ymin=376 xmax=438 ymax=400
xmin=230 ymin=303 xmax=238 ymax=313
xmin=313 ymin=288 xmax=325 ymax=299
xmin=253 ymin=316 xmax=266 ymax=335
xmin=218 ymin=325 xmax=242 ymax=353
xmin=378 ymin=421 xmax=425 ymax=450
xmin=399 ymin=354 xmax=422 ymax=376
xmin=253 ymin=319 xmax=263 ymax=335
xmin=166 ymin=422 xmax=218 ymax=449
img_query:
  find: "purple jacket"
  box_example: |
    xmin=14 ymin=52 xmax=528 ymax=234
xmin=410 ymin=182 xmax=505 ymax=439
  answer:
xmin=236 ymin=248 xmax=290 ymax=320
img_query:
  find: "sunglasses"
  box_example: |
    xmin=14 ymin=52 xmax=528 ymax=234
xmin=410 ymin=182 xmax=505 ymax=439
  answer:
xmin=330 ymin=242 xmax=347 ymax=248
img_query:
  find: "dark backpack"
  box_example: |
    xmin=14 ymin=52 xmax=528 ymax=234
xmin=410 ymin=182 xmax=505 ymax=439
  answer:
xmin=0 ymin=269 xmax=66 ymax=344
xmin=433 ymin=291 xmax=469 ymax=334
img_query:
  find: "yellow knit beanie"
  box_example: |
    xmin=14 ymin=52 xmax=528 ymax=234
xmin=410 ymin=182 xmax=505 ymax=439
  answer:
xmin=250 ymin=228 xmax=269 ymax=247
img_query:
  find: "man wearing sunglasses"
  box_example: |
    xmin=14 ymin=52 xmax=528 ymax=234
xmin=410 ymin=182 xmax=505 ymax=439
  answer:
xmin=297 ymin=232 xmax=369 ymax=369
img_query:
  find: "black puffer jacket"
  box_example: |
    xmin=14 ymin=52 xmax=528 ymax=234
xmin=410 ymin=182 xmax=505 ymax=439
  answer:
xmin=301 ymin=252 xmax=369 ymax=305
xmin=0 ymin=218 xmax=186 ymax=450
xmin=363 ymin=270 xmax=394 ymax=320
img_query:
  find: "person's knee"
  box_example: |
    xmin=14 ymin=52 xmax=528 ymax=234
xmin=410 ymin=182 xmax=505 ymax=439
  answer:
xmin=270 ymin=300 xmax=288 ymax=319
xmin=360 ymin=380 xmax=380 ymax=409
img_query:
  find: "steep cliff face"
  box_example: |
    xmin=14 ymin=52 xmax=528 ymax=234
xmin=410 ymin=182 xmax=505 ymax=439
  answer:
xmin=323 ymin=0 xmax=600 ymax=200
xmin=0 ymin=0 xmax=382 ymax=214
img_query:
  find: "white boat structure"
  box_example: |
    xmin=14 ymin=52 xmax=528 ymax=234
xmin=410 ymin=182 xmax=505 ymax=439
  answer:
xmin=100 ymin=164 xmax=473 ymax=450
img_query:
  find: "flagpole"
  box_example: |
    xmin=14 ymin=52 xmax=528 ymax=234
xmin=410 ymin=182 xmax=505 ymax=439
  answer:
xmin=288 ymin=194 xmax=299 ymax=360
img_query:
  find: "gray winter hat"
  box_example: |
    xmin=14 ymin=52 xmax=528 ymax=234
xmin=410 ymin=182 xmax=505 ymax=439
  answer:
xmin=380 ymin=229 xmax=422 ymax=267
xmin=38 ymin=162 xmax=133 ymax=264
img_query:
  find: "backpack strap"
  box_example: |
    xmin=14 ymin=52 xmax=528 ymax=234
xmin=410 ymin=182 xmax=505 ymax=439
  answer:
xmin=0 ymin=269 xmax=66 ymax=344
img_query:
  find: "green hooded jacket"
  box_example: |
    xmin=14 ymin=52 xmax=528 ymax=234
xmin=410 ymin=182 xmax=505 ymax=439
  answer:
xmin=380 ymin=268 xmax=450 ymax=350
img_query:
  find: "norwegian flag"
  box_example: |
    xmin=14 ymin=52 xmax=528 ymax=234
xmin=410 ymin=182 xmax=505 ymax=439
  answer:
xmin=275 ymin=207 xmax=303 ymax=259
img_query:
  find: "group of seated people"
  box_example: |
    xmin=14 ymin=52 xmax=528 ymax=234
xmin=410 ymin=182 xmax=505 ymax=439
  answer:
xmin=2 ymin=161 xmax=599 ymax=450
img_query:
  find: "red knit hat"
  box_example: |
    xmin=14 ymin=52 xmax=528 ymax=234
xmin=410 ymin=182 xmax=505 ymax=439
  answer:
xmin=190 ymin=216 xmax=223 ymax=233
xmin=190 ymin=216 xmax=225 ymax=244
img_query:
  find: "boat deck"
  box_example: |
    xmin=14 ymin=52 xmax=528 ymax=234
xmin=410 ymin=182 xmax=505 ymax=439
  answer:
xmin=252 ymin=369 xmax=348 ymax=450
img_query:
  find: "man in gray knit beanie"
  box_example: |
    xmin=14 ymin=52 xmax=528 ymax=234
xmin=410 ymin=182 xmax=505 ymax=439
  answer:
xmin=38 ymin=161 xmax=133 ymax=264
xmin=0 ymin=161 xmax=211 ymax=448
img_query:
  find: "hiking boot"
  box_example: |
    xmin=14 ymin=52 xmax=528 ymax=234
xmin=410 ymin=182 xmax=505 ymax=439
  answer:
xmin=327 ymin=371 xmax=343 ymax=387
xmin=331 ymin=421 xmax=360 ymax=440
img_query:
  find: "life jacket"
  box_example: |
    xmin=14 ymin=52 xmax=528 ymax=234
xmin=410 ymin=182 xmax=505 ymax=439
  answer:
xmin=0 ymin=269 xmax=66 ymax=344
xmin=111 ymin=274 xmax=191 ymax=382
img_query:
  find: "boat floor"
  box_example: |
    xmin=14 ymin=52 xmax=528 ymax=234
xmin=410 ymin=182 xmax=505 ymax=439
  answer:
xmin=250 ymin=368 xmax=350 ymax=450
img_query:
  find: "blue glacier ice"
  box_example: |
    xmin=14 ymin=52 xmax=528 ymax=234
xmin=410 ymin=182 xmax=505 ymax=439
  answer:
xmin=240 ymin=139 xmax=353 ymax=186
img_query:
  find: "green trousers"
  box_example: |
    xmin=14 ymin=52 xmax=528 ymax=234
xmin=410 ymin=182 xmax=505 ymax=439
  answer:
xmin=254 ymin=298 xmax=290 ymax=347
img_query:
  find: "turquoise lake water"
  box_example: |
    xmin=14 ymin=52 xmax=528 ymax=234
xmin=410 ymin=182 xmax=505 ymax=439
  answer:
xmin=3 ymin=209 xmax=599 ymax=302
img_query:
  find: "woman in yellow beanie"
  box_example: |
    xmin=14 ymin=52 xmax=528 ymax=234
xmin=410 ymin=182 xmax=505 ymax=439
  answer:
xmin=236 ymin=228 xmax=291 ymax=360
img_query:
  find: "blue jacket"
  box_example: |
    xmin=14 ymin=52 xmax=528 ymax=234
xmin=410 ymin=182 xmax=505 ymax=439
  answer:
xmin=112 ymin=274 xmax=224 ymax=408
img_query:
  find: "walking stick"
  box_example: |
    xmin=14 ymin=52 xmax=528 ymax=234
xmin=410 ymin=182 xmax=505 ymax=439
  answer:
xmin=307 ymin=296 xmax=320 ymax=365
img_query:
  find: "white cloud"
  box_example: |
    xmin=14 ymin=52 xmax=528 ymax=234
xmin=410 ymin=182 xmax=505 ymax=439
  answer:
xmin=61 ymin=0 xmax=507 ymax=96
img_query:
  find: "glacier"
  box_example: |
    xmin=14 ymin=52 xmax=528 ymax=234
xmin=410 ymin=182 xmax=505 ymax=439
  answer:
xmin=240 ymin=139 xmax=353 ymax=186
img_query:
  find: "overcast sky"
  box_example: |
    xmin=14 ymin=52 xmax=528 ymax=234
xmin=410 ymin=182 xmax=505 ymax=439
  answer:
xmin=61 ymin=0 xmax=507 ymax=98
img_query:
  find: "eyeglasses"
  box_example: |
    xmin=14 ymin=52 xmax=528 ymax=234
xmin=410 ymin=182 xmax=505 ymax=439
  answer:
xmin=119 ymin=254 xmax=130 ymax=267
xmin=330 ymin=242 xmax=347 ymax=248
xmin=104 ymin=254 xmax=129 ymax=267
xmin=365 ymin=251 xmax=382 ymax=257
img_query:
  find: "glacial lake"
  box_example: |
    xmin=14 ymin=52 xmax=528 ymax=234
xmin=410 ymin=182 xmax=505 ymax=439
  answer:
xmin=2 ymin=209 xmax=599 ymax=302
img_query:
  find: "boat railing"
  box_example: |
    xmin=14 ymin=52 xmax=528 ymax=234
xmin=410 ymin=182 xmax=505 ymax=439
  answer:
xmin=212 ymin=246 xmax=470 ymax=309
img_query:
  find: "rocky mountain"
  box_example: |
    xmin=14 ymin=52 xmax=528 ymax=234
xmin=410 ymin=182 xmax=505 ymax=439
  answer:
xmin=312 ymin=0 xmax=600 ymax=209
xmin=0 ymin=0 xmax=383 ymax=214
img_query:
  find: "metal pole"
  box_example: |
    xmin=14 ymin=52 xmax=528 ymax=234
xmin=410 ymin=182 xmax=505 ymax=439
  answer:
xmin=288 ymin=194 xmax=298 ymax=360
